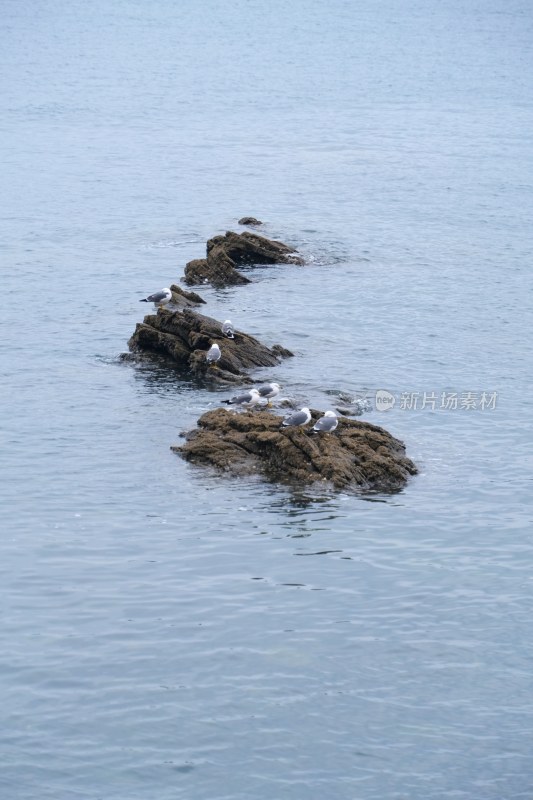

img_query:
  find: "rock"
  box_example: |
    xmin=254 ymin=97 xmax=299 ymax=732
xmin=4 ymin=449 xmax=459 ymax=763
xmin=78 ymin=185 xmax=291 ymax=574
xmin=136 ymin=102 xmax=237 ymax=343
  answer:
xmin=184 ymin=256 xmax=250 ymax=288
xmin=278 ymin=398 xmax=300 ymax=410
xmin=324 ymin=389 xmax=372 ymax=417
xmin=128 ymin=308 xmax=293 ymax=384
xmin=169 ymin=284 xmax=206 ymax=309
xmin=184 ymin=230 xmax=304 ymax=288
xmin=336 ymin=406 xmax=357 ymax=417
xmin=335 ymin=399 xmax=372 ymax=417
xmin=238 ymin=216 xmax=263 ymax=226
xmin=174 ymin=408 xmax=418 ymax=492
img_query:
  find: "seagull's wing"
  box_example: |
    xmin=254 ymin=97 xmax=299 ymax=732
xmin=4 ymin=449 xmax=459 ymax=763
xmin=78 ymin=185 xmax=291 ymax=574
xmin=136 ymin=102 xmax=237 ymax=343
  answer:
xmin=314 ymin=416 xmax=338 ymax=432
xmin=146 ymin=290 xmax=168 ymax=303
xmin=230 ymin=391 xmax=254 ymax=404
xmin=257 ymin=384 xmax=274 ymax=397
xmin=283 ymin=410 xmax=309 ymax=426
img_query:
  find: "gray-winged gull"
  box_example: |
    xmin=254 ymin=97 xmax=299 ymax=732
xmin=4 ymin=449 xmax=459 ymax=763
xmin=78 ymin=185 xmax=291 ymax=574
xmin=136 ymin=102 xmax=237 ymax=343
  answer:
xmin=281 ymin=407 xmax=312 ymax=429
xmin=140 ymin=288 xmax=172 ymax=308
xmin=223 ymin=388 xmax=261 ymax=408
xmin=206 ymin=343 xmax=221 ymax=366
xmin=256 ymin=382 xmax=280 ymax=407
xmin=312 ymin=410 xmax=338 ymax=433
xmin=222 ymin=320 xmax=235 ymax=338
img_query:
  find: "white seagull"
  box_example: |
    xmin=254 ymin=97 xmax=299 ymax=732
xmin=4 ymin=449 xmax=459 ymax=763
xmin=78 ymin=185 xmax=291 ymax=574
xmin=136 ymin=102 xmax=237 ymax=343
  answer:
xmin=281 ymin=407 xmax=312 ymax=429
xmin=312 ymin=410 xmax=338 ymax=433
xmin=222 ymin=388 xmax=261 ymax=408
xmin=222 ymin=320 xmax=235 ymax=338
xmin=206 ymin=343 xmax=221 ymax=367
xmin=256 ymin=382 xmax=281 ymax=407
xmin=140 ymin=288 xmax=172 ymax=308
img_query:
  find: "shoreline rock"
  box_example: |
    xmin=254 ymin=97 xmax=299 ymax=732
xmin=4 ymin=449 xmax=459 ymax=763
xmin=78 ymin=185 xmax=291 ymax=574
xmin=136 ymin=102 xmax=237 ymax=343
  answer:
xmin=184 ymin=230 xmax=304 ymax=288
xmin=174 ymin=408 xmax=418 ymax=492
xmin=128 ymin=308 xmax=293 ymax=384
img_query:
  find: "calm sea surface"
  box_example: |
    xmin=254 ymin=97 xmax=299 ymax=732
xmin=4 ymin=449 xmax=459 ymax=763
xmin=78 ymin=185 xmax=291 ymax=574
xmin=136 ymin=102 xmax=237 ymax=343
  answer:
xmin=2 ymin=1 xmax=533 ymax=798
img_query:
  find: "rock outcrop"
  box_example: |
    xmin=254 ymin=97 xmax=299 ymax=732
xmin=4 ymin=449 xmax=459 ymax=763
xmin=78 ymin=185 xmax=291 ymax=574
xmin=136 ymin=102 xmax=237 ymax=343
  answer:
xmin=174 ymin=408 xmax=418 ymax=492
xmin=128 ymin=308 xmax=292 ymax=384
xmin=183 ymin=230 xmax=304 ymax=288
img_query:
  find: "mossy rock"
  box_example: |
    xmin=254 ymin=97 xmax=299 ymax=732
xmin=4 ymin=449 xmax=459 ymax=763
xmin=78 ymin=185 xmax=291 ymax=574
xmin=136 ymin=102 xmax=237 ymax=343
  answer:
xmin=174 ymin=408 xmax=418 ymax=492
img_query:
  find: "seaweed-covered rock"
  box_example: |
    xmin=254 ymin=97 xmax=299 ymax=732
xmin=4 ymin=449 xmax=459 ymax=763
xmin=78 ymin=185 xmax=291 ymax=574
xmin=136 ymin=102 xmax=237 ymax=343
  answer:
xmin=238 ymin=216 xmax=263 ymax=226
xmin=128 ymin=308 xmax=292 ymax=384
xmin=184 ymin=230 xmax=304 ymax=288
xmin=174 ymin=408 xmax=418 ymax=492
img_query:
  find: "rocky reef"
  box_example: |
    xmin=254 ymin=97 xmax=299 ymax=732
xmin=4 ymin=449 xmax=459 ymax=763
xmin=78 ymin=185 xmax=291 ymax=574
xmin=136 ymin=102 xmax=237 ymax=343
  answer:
xmin=174 ymin=408 xmax=418 ymax=492
xmin=184 ymin=230 xmax=304 ymax=288
xmin=126 ymin=220 xmax=418 ymax=492
xmin=128 ymin=308 xmax=292 ymax=384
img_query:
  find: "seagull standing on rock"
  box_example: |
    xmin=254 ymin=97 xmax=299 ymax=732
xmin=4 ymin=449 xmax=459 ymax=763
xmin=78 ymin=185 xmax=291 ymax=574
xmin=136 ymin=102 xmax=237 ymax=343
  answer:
xmin=206 ymin=343 xmax=221 ymax=367
xmin=222 ymin=320 xmax=235 ymax=338
xmin=223 ymin=388 xmax=261 ymax=409
xmin=312 ymin=410 xmax=338 ymax=433
xmin=139 ymin=288 xmax=172 ymax=308
xmin=281 ymin=407 xmax=312 ymax=429
xmin=256 ymin=382 xmax=281 ymax=406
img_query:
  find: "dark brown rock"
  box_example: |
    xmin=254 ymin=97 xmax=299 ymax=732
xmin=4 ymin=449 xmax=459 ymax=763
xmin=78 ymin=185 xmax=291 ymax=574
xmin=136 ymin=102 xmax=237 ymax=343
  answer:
xmin=128 ymin=308 xmax=293 ymax=384
xmin=169 ymin=284 xmax=206 ymax=308
xmin=174 ymin=408 xmax=418 ymax=492
xmin=238 ymin=216 xmax=263 ymax=226
xmin=184 ymin=230 xmax=304 ymax=288
xmin=184 ymin=256 xmax=251 ymax=288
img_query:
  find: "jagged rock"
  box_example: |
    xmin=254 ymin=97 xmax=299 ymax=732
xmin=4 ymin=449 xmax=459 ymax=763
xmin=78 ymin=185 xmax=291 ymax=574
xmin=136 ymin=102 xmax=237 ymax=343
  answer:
xmin=169 ymin=284 xmax=206 ymax=309
xmin=185 ymin=256 xmax=250 ymax=288
xmin=184 ymin=230 xmax=304 ymax=288
xmin=128 ymin=308 xmax=292 ymax=384
xmin=238 ymin=216 xmax=263 ymax=226
xmin=174 ymin=408 xmax=418 ymax=492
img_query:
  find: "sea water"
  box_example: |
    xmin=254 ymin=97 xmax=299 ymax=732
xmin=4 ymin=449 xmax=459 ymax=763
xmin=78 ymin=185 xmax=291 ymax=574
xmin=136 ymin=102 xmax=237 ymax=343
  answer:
xmin=1 ymin=1 xmax=533 ymax=798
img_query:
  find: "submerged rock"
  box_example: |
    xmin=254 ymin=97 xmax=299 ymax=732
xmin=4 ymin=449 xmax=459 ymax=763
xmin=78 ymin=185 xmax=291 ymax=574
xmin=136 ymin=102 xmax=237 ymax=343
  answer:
xmin=184 ymin=230 xmax=304 ymax=288
xmin=174 ymin=408 xmax=418 ymax=492
xmin=128 ymin=308 xmax=292 ymax=384
xmin=335 ymin=399 xmax=373 ymax=417
xmin=238 ymin=216 xmax=263 ymax=226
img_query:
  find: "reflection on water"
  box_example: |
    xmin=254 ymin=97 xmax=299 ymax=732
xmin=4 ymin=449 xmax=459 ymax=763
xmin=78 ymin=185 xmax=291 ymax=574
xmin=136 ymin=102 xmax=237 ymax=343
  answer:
xmin=264 ymin=488 xmax=343 ymax=512
xmin=359 ymin=493 xmax=406 ymax=505
xmin=121 ymin=353 xmax=215 ymax=395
